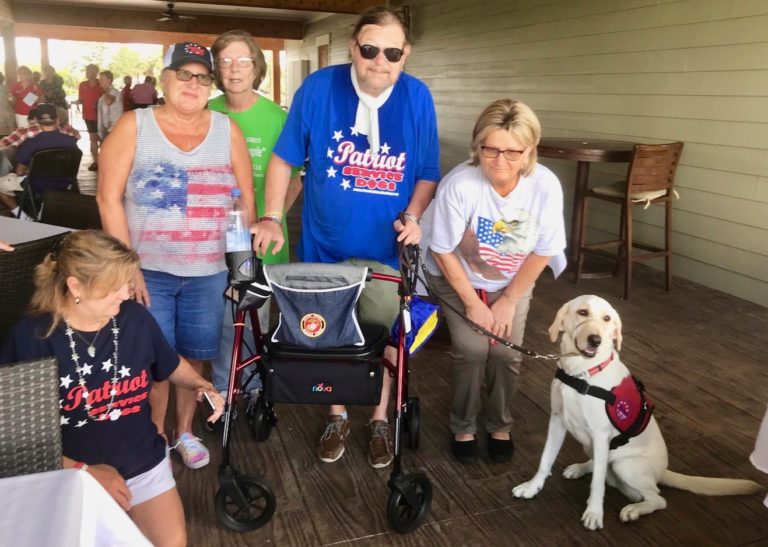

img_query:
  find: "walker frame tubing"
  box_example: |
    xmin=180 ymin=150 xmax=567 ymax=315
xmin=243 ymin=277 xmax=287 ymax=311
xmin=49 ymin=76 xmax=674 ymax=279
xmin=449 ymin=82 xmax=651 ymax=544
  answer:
xmin=221 ymin=306 xmax=264 ymax=465
xmin=371 ymin=271 xmax=410 ymax=477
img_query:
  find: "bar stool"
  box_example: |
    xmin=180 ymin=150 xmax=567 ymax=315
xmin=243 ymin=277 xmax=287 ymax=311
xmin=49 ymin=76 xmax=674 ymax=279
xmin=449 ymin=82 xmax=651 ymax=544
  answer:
xmin=576 ymin=142 xmax=684 ymax=299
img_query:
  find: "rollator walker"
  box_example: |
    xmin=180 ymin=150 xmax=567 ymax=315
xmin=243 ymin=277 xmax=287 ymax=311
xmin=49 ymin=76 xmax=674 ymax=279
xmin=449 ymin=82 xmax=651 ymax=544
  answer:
xmin=213 ymin=241 xmax=433 ymax=534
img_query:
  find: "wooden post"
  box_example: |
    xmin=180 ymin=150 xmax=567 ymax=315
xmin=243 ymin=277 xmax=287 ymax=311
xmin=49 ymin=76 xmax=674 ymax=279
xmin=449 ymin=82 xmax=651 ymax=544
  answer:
xmin=270 ymin=48 xmax=281 ymax=107
xmin=2 ymin=23 xmax=17 ymax=84
xmin=40 ymin=37 xmax=49 ymax=69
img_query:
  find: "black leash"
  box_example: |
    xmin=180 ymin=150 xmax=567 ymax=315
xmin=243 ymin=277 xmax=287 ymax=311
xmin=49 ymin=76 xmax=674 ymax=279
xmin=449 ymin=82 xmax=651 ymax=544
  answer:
xmin=397 ymin=242 xmax=557 ymax=361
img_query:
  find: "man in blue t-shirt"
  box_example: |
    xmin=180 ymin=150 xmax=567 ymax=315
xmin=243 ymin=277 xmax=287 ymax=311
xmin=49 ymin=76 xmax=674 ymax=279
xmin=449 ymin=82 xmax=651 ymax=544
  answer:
xmin=252 ymin=7 xmax=440 ymax=469
xmin=0 ymin=102 xmax=78 ymax=213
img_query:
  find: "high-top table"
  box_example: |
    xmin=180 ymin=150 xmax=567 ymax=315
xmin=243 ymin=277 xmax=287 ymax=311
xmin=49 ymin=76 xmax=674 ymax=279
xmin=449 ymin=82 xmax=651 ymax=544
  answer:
xmin=537 ymin=138 xmax=635 ymax=273
xmin=0 ymin=215 xmax=71 ymax=245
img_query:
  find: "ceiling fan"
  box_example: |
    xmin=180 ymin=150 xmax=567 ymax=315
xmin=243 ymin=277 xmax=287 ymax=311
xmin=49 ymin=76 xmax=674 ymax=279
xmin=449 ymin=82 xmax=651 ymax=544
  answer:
xmin=157 ymin=2 xmax=196 ymax=22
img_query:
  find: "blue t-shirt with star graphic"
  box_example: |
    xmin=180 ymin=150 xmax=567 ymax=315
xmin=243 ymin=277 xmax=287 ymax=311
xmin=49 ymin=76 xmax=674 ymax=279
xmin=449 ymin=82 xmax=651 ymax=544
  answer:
xmin=274 ymin=64 xmax=441 ymax=269
xmin=0 ymin=300 xmax=179 ymax=479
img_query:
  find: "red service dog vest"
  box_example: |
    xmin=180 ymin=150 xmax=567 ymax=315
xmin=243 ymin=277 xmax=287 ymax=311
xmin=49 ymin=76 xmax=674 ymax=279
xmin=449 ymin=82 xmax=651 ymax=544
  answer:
xmin=555 ymin=369 xmax=654 ymax=450
xmin=605 ymin=376 xmax=653 ymax=449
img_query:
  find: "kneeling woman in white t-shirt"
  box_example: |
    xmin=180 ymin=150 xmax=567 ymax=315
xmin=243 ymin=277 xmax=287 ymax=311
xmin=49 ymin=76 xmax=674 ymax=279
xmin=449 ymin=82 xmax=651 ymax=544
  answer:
xmin=426 ymin=99 xmax=566 ymax=465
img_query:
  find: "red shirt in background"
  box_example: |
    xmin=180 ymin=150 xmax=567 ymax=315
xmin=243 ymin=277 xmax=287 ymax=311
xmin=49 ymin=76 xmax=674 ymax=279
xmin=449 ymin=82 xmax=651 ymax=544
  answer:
xmin=10 ymin=82 xmax=42 ymax=116
xmin=78 ymin=80 xmax=103 ymax=121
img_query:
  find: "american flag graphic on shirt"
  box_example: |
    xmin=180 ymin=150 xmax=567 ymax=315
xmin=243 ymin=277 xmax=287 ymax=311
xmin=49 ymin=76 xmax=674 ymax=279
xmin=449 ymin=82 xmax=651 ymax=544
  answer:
xmin=132 ymin=162 xmax=232 ymax=267
xmin=475 ymin=216 xmax=528 ymax=273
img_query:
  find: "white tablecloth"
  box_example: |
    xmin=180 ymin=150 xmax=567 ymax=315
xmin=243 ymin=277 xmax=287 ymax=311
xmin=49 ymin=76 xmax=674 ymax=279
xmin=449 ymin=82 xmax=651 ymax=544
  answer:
xmin=0 ymin=469 xmax=151 ymax=547
xmin=751 ymin=404 xmax=768 ymax=508
xmin=0 ymin=216 xmax=70 ymax=245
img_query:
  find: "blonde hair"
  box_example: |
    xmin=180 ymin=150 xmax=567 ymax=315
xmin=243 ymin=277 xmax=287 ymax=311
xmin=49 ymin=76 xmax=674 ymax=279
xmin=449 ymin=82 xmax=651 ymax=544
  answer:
xmin=469 ymin=99 xmax=541 ymax=177
xmin=29 ymin=230 xmax=139 ymax=336
xmin=211 ymin=30 xmax=268 ymax=91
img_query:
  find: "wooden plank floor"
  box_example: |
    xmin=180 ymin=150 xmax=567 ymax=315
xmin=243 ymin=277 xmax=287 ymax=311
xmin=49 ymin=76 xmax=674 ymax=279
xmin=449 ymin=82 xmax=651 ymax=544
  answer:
xmin=75 ymin=134 xmax=768 ymax=545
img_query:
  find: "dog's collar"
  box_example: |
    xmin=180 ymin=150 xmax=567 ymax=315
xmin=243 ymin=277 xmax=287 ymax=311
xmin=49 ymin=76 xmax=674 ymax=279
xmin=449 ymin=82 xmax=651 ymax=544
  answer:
xmin=586 ymin=352 xmax=614 ymax=377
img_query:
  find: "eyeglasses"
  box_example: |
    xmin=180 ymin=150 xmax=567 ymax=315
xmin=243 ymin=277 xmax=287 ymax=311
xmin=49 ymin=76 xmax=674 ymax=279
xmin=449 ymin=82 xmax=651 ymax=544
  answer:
xmin=356 ymin=41 xmax=404 ymax=63
xmin=174 ymin=68 xmax=213 ymax=86
xmin=217 ymin=56 xmax=256 ymax=69
xmin=480 ymin=145 xmax=526 ymax=161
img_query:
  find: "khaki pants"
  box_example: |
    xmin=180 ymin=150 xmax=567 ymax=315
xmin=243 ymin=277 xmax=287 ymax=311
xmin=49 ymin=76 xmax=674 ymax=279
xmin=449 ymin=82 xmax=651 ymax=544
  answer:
xmin=427 ymin=273 xmax=533 ymax=435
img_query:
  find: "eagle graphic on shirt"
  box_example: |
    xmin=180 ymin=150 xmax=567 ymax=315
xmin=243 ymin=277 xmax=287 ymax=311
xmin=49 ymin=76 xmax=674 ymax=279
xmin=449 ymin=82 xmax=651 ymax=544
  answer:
xmin=457 ymin=210 xmax=538 ymax=279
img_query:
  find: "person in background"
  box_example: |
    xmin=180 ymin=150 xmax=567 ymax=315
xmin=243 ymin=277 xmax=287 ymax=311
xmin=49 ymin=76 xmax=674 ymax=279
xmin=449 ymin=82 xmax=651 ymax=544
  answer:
xmin=131 ymin=76 xmax=158 ymax=109
xmin=121 ymin=75 xmax=135 ymax=112
xmin=9 ymin=66 xmax=41 ymax=129
xmin=252 ymin=6 xmax=440 ymax=469
xmin=97 ymin=70 xmax=122 ymax=142
xmin=0 ymin=72 xmax=15 ymax=136
xmin=426 ymin=99 xmax=566 ymax=464
xmin=40 ymin=65 xmax=68 ymax=110
xmin=1 ymin=230 xmax=224 ymax=546
xmin=98 ymin=42 xmax=254 ymax=470
xmin=0 ymin=241 xmax=13 ymax=251
xmin=77 ymin=64 xmax=103 ymax=171
xmin=0 ymin=108 xmax=80 ymax=149
xmin=208 ymin=29 xmax=302 ymax=398
xmin=0 ymin=103 xmax=78 ymax=215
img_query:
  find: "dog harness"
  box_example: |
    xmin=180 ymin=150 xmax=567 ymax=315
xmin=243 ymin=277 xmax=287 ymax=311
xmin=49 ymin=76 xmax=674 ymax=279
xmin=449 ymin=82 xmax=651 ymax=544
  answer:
xmin=555 ymin=356 xmax=654 ymax=450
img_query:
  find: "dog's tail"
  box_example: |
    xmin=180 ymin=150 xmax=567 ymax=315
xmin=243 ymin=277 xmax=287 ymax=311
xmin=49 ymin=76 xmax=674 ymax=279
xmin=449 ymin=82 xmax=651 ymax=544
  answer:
xmin=661 ymin=470 xmax=762 ymax=496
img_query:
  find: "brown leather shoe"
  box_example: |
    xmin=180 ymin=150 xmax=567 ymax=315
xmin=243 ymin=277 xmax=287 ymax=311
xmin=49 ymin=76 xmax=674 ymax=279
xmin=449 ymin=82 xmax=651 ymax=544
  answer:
xmin=318 ymin=415 xmax=351 ymax=463
xmin=368 ymin=420 xmax=393 ymax=468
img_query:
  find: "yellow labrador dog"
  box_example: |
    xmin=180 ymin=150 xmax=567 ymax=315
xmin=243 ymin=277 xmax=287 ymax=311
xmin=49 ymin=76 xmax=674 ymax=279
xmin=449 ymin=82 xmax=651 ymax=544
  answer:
xmin=512 ymin=295 xmax=761 ymax=530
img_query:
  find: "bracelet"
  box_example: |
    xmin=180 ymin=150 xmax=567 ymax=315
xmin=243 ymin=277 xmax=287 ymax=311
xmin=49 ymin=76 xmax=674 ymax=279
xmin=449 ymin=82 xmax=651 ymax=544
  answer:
xmin=403 ymin=212 xmax=420 ymax=225
xmin=259 ymin=215 xmax=282 ymax=226
xmin=264 ymin=210 xmax=283 ymax=220
xmin=501 ymin=293 xmax=522 ymax=303
xmin=73 ymin=461 xmax=89 ymax=472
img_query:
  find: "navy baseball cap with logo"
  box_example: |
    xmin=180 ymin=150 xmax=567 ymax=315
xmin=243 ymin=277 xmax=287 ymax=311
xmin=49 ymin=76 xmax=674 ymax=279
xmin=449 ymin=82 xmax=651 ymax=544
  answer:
xmin=163 ymin=42 xmax=213 ymax=72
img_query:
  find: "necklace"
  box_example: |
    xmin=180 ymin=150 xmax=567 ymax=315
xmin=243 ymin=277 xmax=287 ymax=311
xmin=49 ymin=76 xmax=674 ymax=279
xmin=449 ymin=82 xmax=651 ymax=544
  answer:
xmin=64 ymin=316 xmax=122 ymax=422
xmin=70 ymin=323 xmax=106 ymax=358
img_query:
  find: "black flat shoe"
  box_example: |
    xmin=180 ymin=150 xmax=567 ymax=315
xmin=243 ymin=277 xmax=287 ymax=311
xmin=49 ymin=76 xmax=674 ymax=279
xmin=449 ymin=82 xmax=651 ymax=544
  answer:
xmin=488 ymin=434 xmax=515 ymax=463
xmin=451 ymin=435 xmax=479 ymax=464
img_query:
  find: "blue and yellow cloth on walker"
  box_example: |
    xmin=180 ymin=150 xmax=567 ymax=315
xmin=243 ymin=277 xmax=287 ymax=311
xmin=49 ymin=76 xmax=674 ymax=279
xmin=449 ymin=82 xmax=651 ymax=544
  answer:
xmin=391 ymin=296 xmax=440 ymax=355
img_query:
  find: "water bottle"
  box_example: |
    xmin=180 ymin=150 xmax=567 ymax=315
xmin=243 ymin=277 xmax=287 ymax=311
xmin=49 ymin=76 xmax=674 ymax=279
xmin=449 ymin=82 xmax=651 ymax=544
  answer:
xmin=225 ymin=188 xmax=254 ymax=280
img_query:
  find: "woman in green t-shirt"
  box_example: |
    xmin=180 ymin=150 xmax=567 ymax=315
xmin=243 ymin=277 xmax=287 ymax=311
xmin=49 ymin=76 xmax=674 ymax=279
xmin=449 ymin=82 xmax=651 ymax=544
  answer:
xmin=209 ymin=30 xmax=302 ymax=396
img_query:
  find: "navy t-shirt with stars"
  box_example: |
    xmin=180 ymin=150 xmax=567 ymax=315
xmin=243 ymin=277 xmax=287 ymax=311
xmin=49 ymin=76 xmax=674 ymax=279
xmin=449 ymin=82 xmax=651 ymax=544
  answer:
xmin=0 ymin=300 xmax=179 ymax=479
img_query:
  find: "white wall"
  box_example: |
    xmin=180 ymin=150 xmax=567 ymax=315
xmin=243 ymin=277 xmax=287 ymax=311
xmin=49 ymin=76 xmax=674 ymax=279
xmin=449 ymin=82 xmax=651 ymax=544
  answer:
xmin=286 ymin=0 xmax=768 ymax=307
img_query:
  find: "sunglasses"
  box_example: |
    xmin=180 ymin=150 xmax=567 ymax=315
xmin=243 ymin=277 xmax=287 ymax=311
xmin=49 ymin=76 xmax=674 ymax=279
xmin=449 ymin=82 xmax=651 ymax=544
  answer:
xmin=356 ymin=40 xmax=404 ymax=63
xmin=217 ymin=56 xmax=256 ymax=69
xmin=480 ymin=146 xmax=526 ymax=161
xmin=174 ymin=68 xmax=213 ymax=86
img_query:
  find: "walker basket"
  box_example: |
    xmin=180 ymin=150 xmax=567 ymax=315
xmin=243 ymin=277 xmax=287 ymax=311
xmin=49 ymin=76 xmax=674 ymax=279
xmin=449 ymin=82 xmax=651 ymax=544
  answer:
xmin=263 ymin=324 xmax=388 ymax=405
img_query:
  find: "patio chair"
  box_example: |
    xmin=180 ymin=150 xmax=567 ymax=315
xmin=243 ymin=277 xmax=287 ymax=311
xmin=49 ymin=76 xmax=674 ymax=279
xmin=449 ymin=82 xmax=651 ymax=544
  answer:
xmin=40 ymin=190 xmax=102 ymax=230
xmin=15 ymin=147 xmax=83 ymax=220
xmin=0 ymin=357 xmax=62 ymax=478
xmin=0 ymin=232 xmax=69 ymax=345
xmin=576 ymin=142 xmax=684 ymax=299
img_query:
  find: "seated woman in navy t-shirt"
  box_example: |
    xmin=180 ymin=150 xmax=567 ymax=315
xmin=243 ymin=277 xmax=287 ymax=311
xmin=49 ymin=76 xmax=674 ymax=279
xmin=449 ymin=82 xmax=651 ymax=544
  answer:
xmin=1 ymin=230 xmax=224 ymax=547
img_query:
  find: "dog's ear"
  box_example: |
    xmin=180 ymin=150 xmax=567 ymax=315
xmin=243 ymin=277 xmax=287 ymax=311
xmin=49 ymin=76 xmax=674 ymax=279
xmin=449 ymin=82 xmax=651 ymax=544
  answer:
xmin=612 ymin=308 xmax=623 ymax=351
xmin=548 ymin=302 xmax=569 ymax=342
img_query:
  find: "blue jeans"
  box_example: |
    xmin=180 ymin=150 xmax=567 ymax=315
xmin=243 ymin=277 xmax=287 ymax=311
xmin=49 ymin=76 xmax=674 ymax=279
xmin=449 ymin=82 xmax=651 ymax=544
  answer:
xmin=212 ymin=293 xmax=270 ymax=393
xmin=142 ymin=269 xmax=228 ymax=360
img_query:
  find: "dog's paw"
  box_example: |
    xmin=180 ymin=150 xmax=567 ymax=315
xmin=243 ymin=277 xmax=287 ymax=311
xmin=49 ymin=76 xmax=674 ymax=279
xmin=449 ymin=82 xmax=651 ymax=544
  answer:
xmin=512 ymin=477 xmax=545 ymax=499
xmin=620 ymin=503 xmax=644 ymax=523
xmin=563 ymin=462 xmax=591 ymax=480
xmin=581 ymin=508 xmax=604 ymax=530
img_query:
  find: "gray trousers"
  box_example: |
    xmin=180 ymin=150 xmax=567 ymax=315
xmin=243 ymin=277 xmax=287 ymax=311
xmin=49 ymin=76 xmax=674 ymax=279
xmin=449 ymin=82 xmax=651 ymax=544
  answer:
xmin=428 ymin=273 xmax=533 ymax=435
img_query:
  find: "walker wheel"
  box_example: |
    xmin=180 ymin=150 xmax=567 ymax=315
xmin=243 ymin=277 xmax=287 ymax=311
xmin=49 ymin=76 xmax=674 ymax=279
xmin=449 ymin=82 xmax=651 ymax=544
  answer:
xmin=387 ymin=472 xmax=432 ymax=534
xmin=406 ymin=398 xmax=420 ymax=450
xmin=250 ymin=395 xmax=275 ymax=442
xmin=215 ymin=475 xmax=276 ymax=532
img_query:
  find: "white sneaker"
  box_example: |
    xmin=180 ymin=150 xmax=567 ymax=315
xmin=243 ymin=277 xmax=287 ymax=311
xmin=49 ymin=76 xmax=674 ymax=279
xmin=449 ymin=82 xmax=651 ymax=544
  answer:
xmin=171 ymin=432 xmax=210 ymax=469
